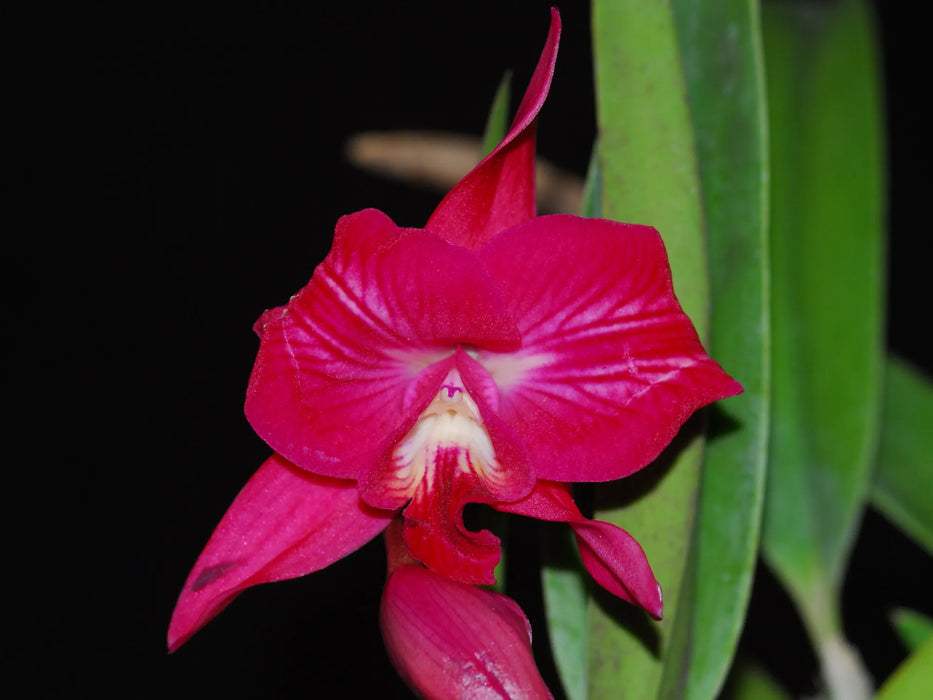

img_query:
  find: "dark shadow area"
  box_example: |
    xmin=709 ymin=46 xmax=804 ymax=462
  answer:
xmin=705 ymin=401 xmax=743 ymax=444
xmin=734 ymin=560 xmax=821 ymax=697
xmin=844 ymin=508 xmax=933 ymax=685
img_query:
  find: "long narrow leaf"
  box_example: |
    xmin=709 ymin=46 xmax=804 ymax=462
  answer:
xmin=667 ymin=1 xmax=771 ymax=697
xmin=589 ymin=1 xmax=708 ymax=697
xmin=761 ymin=0 xmax=884 ymax=693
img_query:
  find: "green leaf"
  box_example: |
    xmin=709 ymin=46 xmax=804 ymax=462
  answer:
xmin=890 ymin=608 xmax=933 ymax=652
xmin=667 ymin=1 xmax=771 ymax=697
xmin=589 ymin=1 xmax=708 ymax=697
xmin=580 ymin=142 xmax=602 ymax=220
xmin=481 ymin=72 xmax=512 ymax=157
xmin=721 ymin=662 xmax=791 ymax=700
xmin=871 ymin=356 xmax=933 ymax=554
xmin=761 ymin=0 xmax=884 ymax=690
xmin=876 ymin=635 xmax=933 ymax=700
xmin=540 ymin=526 xmax=589 ymax=700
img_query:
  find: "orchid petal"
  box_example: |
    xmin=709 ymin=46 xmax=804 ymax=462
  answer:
xmin=496 ymin=480 xmax=662 ymax=618
xmin=478 ymin=215 xmax=743 ymax=483
xmin=168 ymin=454 xmax=394 ymax=651
xmin=573 ymin=521 xmax=663 ymax=620
xmin=246 ymin=208 xmax=520 ymax=480
xmin=381 ymin=564 xmax=553 ymax=699
xmin=424 ymin=8 xmax=561 ymax=250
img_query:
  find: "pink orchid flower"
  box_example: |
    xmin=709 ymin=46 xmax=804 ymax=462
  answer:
xmin=168 ymin=8 xmax=741 ymax=690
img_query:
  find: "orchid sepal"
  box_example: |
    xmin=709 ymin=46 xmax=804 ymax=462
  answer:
xmin=167 ymin=453 xmax=394 ymax=652
xmin=496 ymin=479 xmax=662 ymax=618
xmin=424 ymin=7 xmax=561 ymax=250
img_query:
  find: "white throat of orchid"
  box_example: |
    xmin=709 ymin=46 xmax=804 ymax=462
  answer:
xmin=389 ymin=369 xmax=499 ymax=499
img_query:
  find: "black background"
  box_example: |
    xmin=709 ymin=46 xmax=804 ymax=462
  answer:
xmin=6 ymin=2 xmax=930 ymax=698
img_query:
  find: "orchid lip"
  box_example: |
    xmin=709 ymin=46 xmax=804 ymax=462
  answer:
xmin=390 ymin=369 xmax=500 ymax=499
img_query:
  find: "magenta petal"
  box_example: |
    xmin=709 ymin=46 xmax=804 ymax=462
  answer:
xmin=424 ymin=9 xmax=561 ymax=250
xmin=478 ymin=215 xmax=743 ymax=483
xmin=381 ymin=565 xmax=553 ymax=699
xmin=573 ymin=522 xmax=663 ymax=619
xmin=245 ymin=208 xmax=519 ymax=479
xmin=167 ymin=454 xmax=394 ymax=651
xmin=496 ymin=480 xmax=662 ymax=618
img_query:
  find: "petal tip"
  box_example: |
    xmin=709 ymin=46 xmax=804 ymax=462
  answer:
xmin=648 ymin=583 xmax=663 ymax=621
xmin=166 ymin=610 xmax=196 ymax=654
xmin=723 ymin=375 xmax=744 ymax=399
